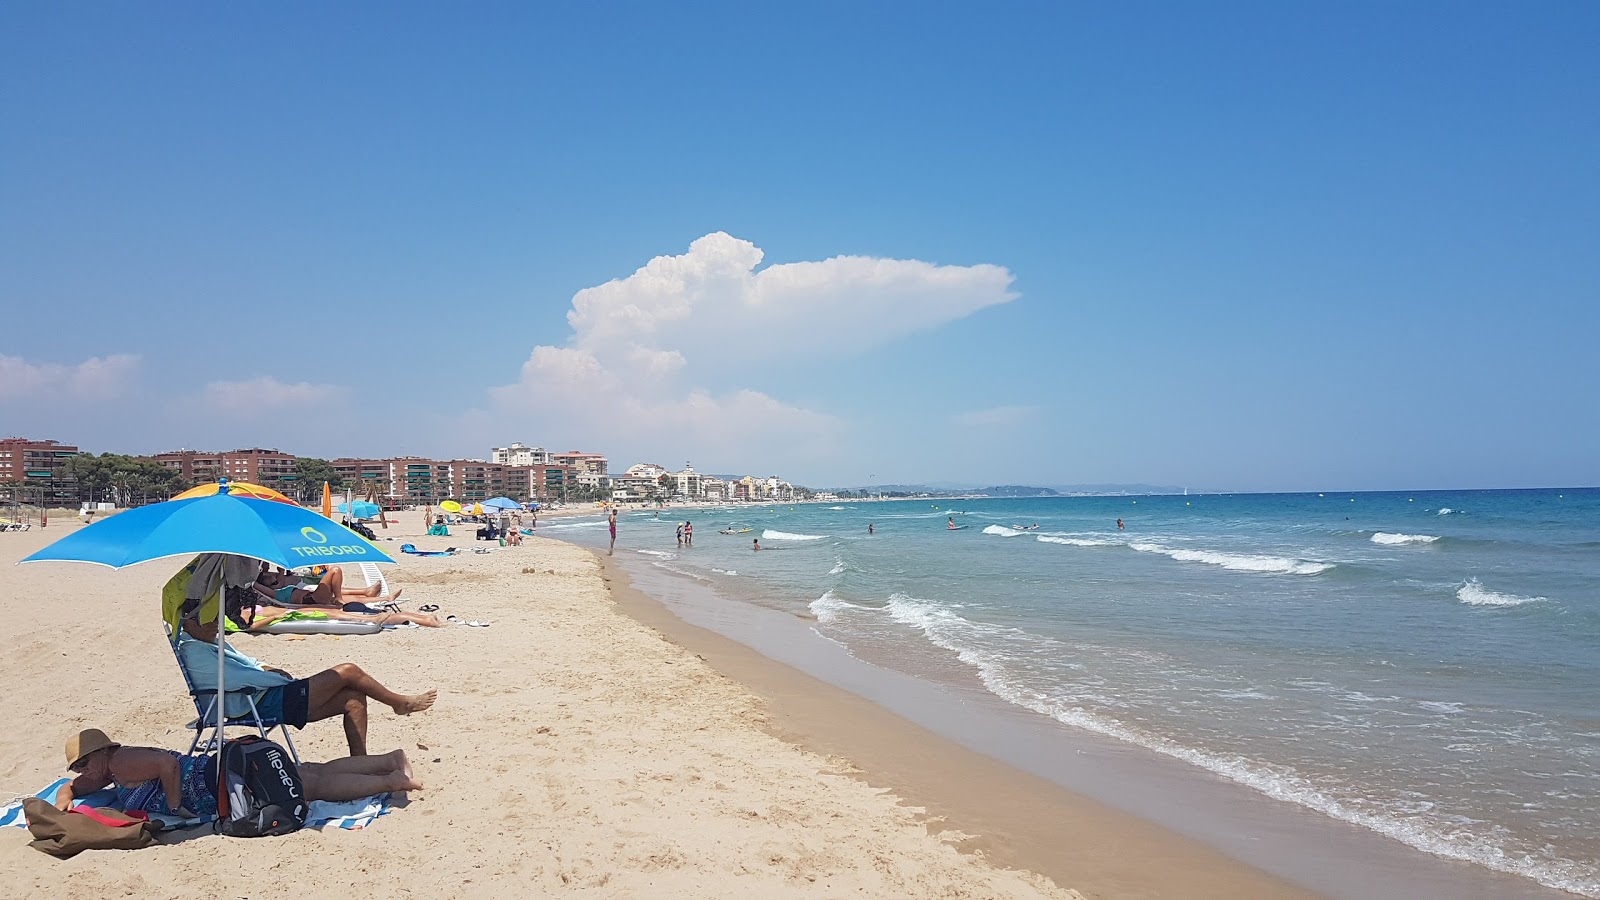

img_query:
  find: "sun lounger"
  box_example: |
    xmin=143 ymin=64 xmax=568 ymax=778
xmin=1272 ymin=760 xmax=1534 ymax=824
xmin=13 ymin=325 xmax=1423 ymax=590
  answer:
xmin=358 ymin=561 xmax=391 ymax=599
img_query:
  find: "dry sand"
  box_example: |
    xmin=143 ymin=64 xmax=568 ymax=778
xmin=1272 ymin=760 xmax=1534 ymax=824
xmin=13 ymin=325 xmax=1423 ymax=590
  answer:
xmin=0 ymin=520 xmax=1083 ymax=898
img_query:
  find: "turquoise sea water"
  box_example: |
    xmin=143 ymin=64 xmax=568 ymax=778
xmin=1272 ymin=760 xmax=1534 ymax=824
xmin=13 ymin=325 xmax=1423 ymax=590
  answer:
xmin=550 ymin=488 xmax=1600 ymax=896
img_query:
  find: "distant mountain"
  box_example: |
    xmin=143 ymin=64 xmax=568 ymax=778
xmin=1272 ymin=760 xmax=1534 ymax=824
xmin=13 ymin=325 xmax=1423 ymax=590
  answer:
xmin=975 ymin=485 xmax=1060 ymax=497
xmin=1047 ymin=483 xmax=1186 ymax=495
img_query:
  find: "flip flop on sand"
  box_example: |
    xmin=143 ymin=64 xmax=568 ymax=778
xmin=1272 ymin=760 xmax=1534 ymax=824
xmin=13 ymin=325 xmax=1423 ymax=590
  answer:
xmin=419 ymin=604 xmax=439 ymax=612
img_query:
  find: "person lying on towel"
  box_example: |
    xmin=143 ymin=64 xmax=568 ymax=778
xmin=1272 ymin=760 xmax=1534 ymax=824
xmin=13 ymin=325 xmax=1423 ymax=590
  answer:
xmin=255 ymin=563 xmax=402 ymax=607
xmin=179 ymin=612 xmax=436 ymax=757
xmin=54 ymin=728 xmax=422 ymax=814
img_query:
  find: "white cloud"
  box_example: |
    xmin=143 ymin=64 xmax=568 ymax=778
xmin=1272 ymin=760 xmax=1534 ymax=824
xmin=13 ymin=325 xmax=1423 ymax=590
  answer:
xmin=0 ymin=353 xmax=141 ymax=402
xmin=202 ymin=376 xmax=348 ymax=411
xmin=490 ymin=233 xmax=1016 ymax=472
xmin=952 ymin=405 xmax=1038 ymax=428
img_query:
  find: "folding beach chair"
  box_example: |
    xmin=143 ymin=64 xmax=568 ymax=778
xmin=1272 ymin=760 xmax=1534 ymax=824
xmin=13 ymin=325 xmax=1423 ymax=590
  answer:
xmin=165 ymin=626 xmax=300 ymax=764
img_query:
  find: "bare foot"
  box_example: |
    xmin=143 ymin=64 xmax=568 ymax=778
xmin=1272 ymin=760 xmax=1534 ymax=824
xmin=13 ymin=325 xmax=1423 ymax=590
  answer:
xmin=391 ymin=749 xmax=413 ymax=782
xmin=390 ymin=690 xmax=437 ymax=715
xmin=386 ymin=771 xmax=424 ymax=792
xmin=389 ymin=588 xmax=404 ymax=602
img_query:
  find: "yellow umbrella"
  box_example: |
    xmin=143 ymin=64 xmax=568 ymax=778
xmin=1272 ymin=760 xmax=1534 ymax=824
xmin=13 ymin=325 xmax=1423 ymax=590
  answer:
xmin=321 ymin=482 xmax=333 ymax=518
xmin=471 ymin=503 xmax=483 ymax=516
xmin=440 ymin=500 xmax=462 ymax=513
xmin=172 ymin=480 xmax=295 ymax=505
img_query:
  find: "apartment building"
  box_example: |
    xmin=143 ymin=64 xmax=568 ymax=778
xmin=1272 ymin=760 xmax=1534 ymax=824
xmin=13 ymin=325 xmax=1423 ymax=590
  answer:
xmin=528 ymin=463 xmax=579 ymax=501
xmin=331 ymin=458 xmax=390 ymax=487
xmin=152 ymin=447 xmax=296 ymax=492
xmin=0 ymin=437 xmax=80 ymax=504
xmin=389 ymin=457 xmax=453 ymax=506
xmin=550 ymin=451 xmax=607 ymax=478
xmin=491 ymin=442 xmax=549 ymax=466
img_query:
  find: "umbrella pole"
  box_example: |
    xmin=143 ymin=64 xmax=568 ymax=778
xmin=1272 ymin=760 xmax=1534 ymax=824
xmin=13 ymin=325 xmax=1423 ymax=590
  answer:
xmin=215 ymin=593 xmax=227 ymax=820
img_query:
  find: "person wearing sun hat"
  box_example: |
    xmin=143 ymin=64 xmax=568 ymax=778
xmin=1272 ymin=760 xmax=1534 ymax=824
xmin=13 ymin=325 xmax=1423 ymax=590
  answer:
xmin=55 ymin=728 xmax=209 ymax=818
xmin=53 ymin=729 xmax=423 ymax=814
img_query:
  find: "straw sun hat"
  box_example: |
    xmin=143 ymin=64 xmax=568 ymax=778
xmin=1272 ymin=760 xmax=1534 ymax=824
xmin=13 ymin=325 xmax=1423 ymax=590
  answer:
xmin=65 ymin=728 xmax=120 ymax=770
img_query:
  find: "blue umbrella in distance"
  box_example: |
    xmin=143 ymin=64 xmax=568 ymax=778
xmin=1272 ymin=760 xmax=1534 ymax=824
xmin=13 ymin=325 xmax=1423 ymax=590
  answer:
xmin=336 ymin=500 xmax=381 ymax=520
xmin=19 ymin=481 xmax=396 ymax=808
xmin=480 ymin=497 xmax=520 ymax=511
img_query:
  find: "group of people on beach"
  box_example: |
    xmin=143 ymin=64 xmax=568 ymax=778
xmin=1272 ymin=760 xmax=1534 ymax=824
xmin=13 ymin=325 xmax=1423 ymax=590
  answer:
xmin=51 ymin=553 xmax=438 ymax=818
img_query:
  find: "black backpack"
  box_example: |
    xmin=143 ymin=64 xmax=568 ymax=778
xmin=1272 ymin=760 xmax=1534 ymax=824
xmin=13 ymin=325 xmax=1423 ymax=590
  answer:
xmin=205 ymin=735 xmax=307 ymax=837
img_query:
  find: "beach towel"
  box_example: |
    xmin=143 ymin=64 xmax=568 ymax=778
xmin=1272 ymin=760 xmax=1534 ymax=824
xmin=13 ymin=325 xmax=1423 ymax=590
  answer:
xmin=400 ymin=543 xmax=455 ymax=557
xmin=2 ymin=778 xmax=391 ymax=832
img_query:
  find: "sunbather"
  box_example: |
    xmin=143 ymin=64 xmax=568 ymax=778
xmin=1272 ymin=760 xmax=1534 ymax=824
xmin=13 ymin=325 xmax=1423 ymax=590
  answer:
xmin=180 ymin=614 xmax=436 ymax=756
xmin=255 ymin=564 xmax=403 ymax=607
xmin=54 ymin=728 xmax=422 ymax=814
xmin=244 ymin=602 xmax=443 ymax=629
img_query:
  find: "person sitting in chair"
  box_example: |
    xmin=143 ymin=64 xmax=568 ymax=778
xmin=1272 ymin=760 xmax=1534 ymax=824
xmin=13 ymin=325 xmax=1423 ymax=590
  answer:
xmin=54 ymin=728 xmax=422 ymax=814
xmin=179 ymin=612 xmax=436 ymax=757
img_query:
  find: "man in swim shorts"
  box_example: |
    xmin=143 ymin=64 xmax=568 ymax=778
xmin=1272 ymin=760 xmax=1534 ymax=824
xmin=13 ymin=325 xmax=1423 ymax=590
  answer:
xmin=180 ymin=614 xmax=437 ymax=756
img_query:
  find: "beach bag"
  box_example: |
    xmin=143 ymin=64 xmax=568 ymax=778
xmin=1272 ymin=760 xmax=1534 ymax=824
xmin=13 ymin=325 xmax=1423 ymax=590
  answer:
xmin=22 ymin=799 xmax=162 ymax=858
xmin=207 ymin=735 xmax=307 ymax=837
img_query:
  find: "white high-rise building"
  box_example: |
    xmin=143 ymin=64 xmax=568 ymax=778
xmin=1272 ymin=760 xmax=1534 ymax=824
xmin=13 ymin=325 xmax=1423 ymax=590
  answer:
xmin=491 ymin=442 xmax=548 ymax=466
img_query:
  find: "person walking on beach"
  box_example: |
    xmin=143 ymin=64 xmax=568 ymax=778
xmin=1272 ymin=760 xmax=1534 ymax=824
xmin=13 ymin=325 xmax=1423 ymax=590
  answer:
xmin=608 ymin=508 xmax=618 ymax=555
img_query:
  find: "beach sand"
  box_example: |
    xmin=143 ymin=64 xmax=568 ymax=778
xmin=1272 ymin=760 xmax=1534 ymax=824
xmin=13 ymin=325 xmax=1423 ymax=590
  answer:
xmin=0 ymin=520 xmax=1080 ymax=898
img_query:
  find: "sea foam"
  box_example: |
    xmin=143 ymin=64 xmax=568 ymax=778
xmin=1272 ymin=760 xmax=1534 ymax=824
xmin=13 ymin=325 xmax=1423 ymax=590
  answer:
xmin=982 ymin=525 xmax=1028 ymax=537
xmin=762 ymin=530 xmax=826 ymax=541
xmin=809 ymin=589 xmax=865 ymax=624
xmin=1128 ymin=543 xmax=1333 ymax=575
xmin=1372 ymin=532 xmax=1442 ymax=545
xmin=1457 ymin=579 xmax=1544 ymax=607
xmin=1037 ymin=535 xmax=1120 ymax=547
xmin=875 ymin=592 xmax=1593 ymax=897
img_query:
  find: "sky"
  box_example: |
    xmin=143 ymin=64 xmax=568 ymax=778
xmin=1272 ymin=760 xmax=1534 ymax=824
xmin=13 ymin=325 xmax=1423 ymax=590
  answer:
xmin=2 ymin=2 xmax=1597 ymax=492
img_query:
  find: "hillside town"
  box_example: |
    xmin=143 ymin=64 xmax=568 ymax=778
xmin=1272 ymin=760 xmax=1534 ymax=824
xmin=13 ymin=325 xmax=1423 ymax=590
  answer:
xmin=0 ymin=436 xmax=809 ymax=509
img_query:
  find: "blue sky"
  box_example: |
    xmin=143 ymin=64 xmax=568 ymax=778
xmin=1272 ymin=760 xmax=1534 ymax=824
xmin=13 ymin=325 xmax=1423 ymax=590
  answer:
xmin=2 ymin=2 xmax=1596 ymax=491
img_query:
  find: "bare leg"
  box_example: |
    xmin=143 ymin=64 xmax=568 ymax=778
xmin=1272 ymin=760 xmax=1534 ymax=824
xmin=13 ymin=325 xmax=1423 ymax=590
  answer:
xmin=307 ymin=663 xmax=437 ymax=719
xmin=311 ymin=749 xmax=410 ymax=777
xmin=300 ymin=761 xmax=421 ymax=801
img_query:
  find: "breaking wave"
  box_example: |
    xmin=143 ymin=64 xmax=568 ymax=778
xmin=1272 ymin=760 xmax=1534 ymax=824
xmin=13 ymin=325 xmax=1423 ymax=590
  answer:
xmin=1037 ymin=535 xmax=1121 ymax=548
xmin=982 ymin=525 xmax=1028 ymax=537
xmin=762 ymin=530 xmax=826 ymax=541
xmin=809 ymin=589 xmax=867 ymax=624
xmin=1456 ymin=579 xmax=1545 ymax=607
xmin=877 ymin=592 xmax=1593 ymax=897
xmin=1372 ymin=532 xmax=1442 ymax=545
xmin=1128 ymin=543 xmax=1334 ymax=575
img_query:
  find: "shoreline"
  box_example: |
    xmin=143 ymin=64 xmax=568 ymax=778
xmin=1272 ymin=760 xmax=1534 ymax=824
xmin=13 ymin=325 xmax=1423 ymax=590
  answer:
xmin=578 ymin=527 xmax=1580 ymax=900
xmin=591 ymin=548 xmax=1316 ymax=899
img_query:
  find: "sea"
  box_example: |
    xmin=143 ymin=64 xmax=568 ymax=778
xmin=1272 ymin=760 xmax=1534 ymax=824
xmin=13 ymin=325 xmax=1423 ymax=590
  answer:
xmin=544 ymin=488 xmax=1600 ymax=897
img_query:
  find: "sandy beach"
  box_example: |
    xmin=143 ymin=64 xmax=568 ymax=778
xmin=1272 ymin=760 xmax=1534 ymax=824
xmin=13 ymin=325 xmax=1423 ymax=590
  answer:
xmin=0 ymin=515 xmax=1310 ymax=898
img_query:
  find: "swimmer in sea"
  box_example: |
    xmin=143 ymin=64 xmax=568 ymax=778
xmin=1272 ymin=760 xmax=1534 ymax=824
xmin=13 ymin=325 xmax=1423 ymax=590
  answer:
xmin=868 ymin=523 xmax=874 ymax=535
xmin=752 ymin=538 xmax=761 ymax=551
xmin=1117 ymin=518 xmax=1124 ymax=530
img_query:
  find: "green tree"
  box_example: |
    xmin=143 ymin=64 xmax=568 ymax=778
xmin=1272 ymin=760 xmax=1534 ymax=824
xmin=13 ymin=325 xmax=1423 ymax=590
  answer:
xmin=293 ymin=457 xmax=344 ymax=502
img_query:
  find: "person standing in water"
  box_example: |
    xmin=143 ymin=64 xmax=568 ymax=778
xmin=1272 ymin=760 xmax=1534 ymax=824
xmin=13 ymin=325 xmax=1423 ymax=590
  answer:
xmin=684 ymin=521 xmax=693 ymax=546
xmin=1117 ymin=518 xmax=1124 ymax=530
xmin=752 ymin=538 xmax=761 ymax=551
xmin=608 ymin=508 xmax=618 ymax=555
xmin=868 ymin=523 xmax=874 ymax=535
xmin=676 ymin=522 xmax=684 ymax=546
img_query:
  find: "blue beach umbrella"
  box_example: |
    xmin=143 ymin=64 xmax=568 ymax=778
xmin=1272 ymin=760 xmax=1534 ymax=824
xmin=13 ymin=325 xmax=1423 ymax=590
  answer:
xmin=481 ymin=497 xmax=520 ymax=511
xmin=19 ymin=482 xmax=396 ymax=818
xmin=336 ymin=500 xmax=381 ymax=520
